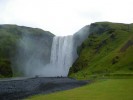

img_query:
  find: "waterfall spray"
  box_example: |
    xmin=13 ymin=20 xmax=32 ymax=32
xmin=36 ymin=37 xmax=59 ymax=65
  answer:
xmin=13 ymin=25 xmax=90 ymax=77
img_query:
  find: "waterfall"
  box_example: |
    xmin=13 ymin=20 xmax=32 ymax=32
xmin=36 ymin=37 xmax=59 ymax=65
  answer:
xmin=14 ymin=34 xmax=75 ymax=77
xmin=13 ymin=25 xmax=90 ymax=77
xmin=50 ymin=36 xmax=74 ymax=76
xmin=35 ymin=35 xmax=74 ymax=77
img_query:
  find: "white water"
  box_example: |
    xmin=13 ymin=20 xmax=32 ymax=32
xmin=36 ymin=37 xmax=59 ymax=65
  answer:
xmin=50 ymin=36 xmax=74 ymax=76
xmin=34 ymin=36 xmax=74 ymax=77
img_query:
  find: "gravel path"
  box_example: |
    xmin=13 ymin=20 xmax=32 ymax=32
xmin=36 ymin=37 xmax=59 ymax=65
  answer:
xmin=0 ymin=77 xmax=88 ymax=100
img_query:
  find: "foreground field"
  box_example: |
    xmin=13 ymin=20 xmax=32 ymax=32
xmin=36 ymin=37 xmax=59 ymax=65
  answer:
xmin=27 ymin=79 xmax=133 ymax=100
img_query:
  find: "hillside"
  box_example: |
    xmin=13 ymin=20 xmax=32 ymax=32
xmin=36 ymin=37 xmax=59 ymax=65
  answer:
xmin=0 ymin=22 xmax=133 ymax=78
xmin=0 ymin=25 xmax=54 ymax=77
xmin=69 ymin=22 xmax=133 ymax=79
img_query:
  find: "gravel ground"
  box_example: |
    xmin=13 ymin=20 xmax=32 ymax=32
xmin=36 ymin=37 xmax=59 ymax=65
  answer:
xmin=0 ymin=77 xmax=88 ymax=100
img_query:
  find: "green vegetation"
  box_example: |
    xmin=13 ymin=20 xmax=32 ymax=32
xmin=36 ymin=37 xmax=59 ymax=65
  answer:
xmin=27 ymin=79 xmax=133 ymax=100
xmin=0 ymin=22 xmax=132 ymax=79
xmin=0 ymin=25 xmax=20 ymax=77
xmin=69 ymin=22 xmax=133 ymax=79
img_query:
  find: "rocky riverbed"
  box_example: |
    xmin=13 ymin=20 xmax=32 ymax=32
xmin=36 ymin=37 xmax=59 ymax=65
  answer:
xmin=0 ymin=77 xmax=88 ymax=100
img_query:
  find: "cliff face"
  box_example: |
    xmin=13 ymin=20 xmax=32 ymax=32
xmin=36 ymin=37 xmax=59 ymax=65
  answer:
xmin=0 ymin=25 xmax=54 ymax=77
xmin=69 ymin=22 xmax=133 ymax=79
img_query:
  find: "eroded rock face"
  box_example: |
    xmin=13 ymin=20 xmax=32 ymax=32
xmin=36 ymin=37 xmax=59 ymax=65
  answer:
xmin=120 ymin=40 xmax=133 ymax=52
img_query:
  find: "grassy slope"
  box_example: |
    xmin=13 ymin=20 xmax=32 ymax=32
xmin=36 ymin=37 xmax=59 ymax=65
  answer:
xmin=69 ymin=22 xmax=133 ymax=79
xmin=27 ymin=79 xmax=133 ymax=100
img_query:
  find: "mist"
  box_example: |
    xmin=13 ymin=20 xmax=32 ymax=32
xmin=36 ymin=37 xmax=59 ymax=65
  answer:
xmin=12 ymin=25 xmax=90 ymax=77
xmin=12 ymin=29 xmax=53 ymax=76
xmin=14 ymin=35 xmax=74 ymax=77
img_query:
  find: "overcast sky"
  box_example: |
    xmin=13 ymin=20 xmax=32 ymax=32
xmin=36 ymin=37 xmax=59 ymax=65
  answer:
xmin=0 ymin=0 xmax=133 ymax=36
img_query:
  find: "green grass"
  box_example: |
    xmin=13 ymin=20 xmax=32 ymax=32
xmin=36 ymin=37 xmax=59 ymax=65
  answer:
xmin=69 ymin=22 xmax=133 ymax=80
xmin=27 ymin=79 xmax=133 ymax=100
